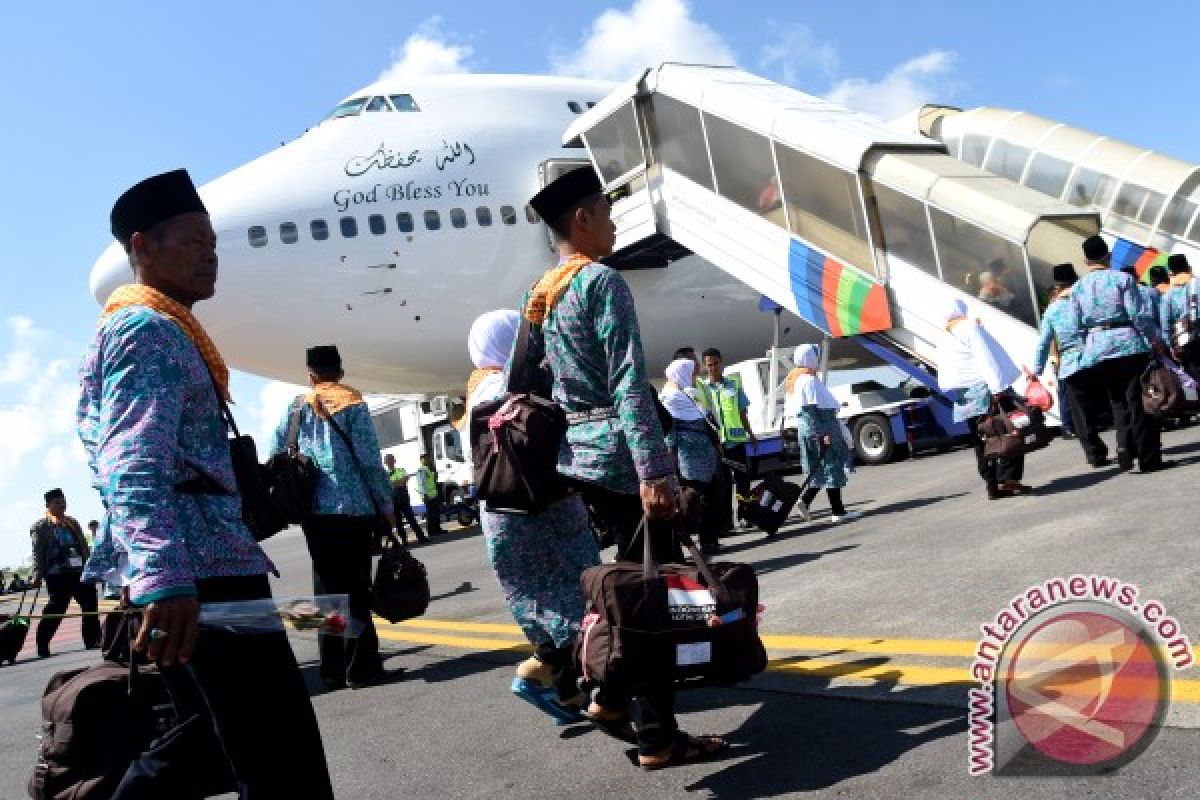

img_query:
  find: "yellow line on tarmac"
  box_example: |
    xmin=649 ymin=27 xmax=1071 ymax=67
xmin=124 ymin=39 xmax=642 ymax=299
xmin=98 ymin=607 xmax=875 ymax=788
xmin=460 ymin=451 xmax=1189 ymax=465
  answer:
xmin=377 ymin=622 xmax=1200 ymax=703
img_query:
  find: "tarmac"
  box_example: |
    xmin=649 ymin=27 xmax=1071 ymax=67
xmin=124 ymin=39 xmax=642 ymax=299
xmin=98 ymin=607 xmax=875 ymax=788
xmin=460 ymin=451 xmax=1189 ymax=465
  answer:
xmin=1 ymin=423 xmax=1198 ymax=798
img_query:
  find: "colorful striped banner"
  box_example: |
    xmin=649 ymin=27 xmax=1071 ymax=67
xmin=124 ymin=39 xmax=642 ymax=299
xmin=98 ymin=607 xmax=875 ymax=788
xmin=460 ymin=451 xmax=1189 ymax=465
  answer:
xmin=1110 ymin=238 xmax=1161 ymax=281
xmin=787 ymin=240 xmax=891 ymax=336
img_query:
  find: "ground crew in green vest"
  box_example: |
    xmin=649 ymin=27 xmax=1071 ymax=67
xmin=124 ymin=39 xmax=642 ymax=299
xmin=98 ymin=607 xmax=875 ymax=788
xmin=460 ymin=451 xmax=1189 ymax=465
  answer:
xmin=384 ymin=453 xmax=428 ymax=544
xmin=698 ymin=347 xmax=757 ymax=532
xmin=417 ymin=452 xmax=443 ymax=536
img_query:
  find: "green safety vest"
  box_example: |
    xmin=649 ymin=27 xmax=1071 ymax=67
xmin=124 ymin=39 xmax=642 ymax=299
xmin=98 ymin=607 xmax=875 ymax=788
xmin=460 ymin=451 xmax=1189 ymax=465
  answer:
xmin=418 ymin=466 xmax=437 ymax=498
xmin=697 ymin=375 xmax=748 ymax=445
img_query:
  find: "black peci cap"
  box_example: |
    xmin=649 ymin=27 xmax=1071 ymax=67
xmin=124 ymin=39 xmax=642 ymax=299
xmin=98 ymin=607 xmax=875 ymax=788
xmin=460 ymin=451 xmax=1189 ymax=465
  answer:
xmin=1052 ymin=263 xmax=1078 ymax=286
xmin=529 ymin=167 xmax=603 ymax=227
xmin=44 ymin=488 xmax=64 ymax=503
xmin=110 ymin=169 xmax=207 ymax=248
xmin=306 ymin=345 xmax=342 ymax=373
xmin=1168 ymin=253 xmax=1192 ymax=274
xmin=1082 ymin=235 xmax=1109 ymax=262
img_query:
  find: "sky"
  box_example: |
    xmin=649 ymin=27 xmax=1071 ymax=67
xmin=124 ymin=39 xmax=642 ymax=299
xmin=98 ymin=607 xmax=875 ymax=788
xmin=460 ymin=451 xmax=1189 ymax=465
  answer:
xmin=1 ymin=0 xmax=1198 ymax=568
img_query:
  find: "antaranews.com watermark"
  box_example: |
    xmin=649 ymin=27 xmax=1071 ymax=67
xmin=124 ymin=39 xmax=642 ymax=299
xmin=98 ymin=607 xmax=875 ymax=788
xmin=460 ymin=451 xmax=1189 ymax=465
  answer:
xmin=968 ymin=574 xmax=1193 ymax=776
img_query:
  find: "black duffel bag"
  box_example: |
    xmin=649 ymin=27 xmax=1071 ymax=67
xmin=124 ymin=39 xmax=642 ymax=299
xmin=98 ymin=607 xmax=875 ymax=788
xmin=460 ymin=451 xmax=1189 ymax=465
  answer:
xmin=372 ymin=532 xmax=431 ymax=623
xmin=263 ymin=395 xmax=320 ymax=525
xmin=469 ymin=316 xmax=568 ymax=514
xmin=577 ymin=519 xmax=767 ymax=689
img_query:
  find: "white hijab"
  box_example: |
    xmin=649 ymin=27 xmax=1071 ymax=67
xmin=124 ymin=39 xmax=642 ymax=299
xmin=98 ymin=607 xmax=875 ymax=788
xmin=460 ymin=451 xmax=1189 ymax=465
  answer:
xmin=660 ymin=358 xmax=706 ymax=421
xmin=933 ymin=296 xmax=1020 ymax=392
xmin=466 ymin=310 xmax=520 ymax=413
xmin=786 ymin=344 xmax=839 ymax=411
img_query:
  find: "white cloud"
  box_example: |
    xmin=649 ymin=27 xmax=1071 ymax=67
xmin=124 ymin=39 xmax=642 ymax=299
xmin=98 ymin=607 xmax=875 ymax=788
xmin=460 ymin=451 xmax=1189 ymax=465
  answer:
xmin=825 ymin=50 xmax=958 ymax=121
xmin=551 ymin=0 xmax=735 ymax=81
xmin=758 ymin=24 xmax=839 ymax=87
xmin=0 ymin=316 xmax=89 ymax=569
xmin=378 ymin=17 xmax=475 ymax=82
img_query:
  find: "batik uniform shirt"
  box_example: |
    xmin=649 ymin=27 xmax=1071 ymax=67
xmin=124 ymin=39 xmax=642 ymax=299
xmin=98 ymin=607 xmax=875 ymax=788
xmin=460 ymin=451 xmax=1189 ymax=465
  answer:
xmin=665 ymin=418 xmax=719 ymax=482
xmin=78 ymin=307 xmax=273 ymax=604
xmin=1160 ymin=283 xmax=1196 ymax=344
xmin=517 ymin=262 xmax=672 ymax=495
xmin=1032 ymin=294 xmax=1086 ymax=380
xmin=270 ymin=401 xmax=393 ymax=517
xmin=1067 ymin=268 xmax=1154 ymax=368
xmin=1135 ymin=284 xmax=1162 ymax=341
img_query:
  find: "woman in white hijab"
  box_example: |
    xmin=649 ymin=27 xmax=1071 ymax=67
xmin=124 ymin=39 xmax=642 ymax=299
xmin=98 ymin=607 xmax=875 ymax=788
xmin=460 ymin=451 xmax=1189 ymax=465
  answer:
xmin=934 ymin=295 xmax=1029 ymax=499
xmin=661 ymin=358 xmax=722 ymax=553
xmin=784 ymin=344 xmax=861 ymax=523
xmin=464 ymin=310 xmax=600 ymax=725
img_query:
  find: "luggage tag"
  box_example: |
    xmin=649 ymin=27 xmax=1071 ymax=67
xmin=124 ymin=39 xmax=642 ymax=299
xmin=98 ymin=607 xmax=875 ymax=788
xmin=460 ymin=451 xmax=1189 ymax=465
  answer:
xmin=676 ymin=641 xmax=712 ymax=666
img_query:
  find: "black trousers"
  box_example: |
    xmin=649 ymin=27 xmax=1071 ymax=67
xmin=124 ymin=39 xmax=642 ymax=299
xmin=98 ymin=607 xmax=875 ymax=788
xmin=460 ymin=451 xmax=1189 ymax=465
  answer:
xmin=1068 ymin=354 xmax=1161 ymax=468
xmin=967 ymin=417 xmax=1025 ymax=488
xmin=157 ymin=574 xmax=333 ymax=800
xmin=574 ymin=482 xmax=679 ymax=753
xmin=718 ymin=442 xmax=752 ymax=530
xmin=393 ymin=492 xmax=426 ymax=543
xmin=36 ymin=571 xmax=100 ymax=651
xmin=424 ymin=496 xmax=444 ymax=535
xmin=302 ymin=515 xmax=381 ymax=684
xmin=801 ymin=487 xmax=846 ymax=516
xmin=680 ymin=478 xmax=721 ymax=547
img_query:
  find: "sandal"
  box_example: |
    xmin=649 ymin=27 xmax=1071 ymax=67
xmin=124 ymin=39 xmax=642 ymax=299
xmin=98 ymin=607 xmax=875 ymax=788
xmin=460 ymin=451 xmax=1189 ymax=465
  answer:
xmin=511 ymin=677 xmax=586 ymax=725
xmin=639 ymin=731 xmax=728 ymax=770
xmin=582 ymin=705 xmax=638 ymax=744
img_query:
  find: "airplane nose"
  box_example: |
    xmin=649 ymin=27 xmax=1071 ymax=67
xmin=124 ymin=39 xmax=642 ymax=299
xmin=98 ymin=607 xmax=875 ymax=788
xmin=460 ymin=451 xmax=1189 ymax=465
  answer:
xmin=89 ymin=241 xmax=131 ymax=305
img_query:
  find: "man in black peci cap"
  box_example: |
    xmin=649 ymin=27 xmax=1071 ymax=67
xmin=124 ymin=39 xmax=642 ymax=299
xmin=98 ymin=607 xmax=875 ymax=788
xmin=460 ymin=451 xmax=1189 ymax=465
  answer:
xmin=80 ymin=169 xmax=334 ymax=796
xmin=30 ymin=488 xmax=99 ymax=657
xmin=268 ymin=344 xmax=400 ymax=690
xmin=1066 ymin=236 xmax=1170 ymax=472
xmin=516 ymin=167 xmax=728 ymax=768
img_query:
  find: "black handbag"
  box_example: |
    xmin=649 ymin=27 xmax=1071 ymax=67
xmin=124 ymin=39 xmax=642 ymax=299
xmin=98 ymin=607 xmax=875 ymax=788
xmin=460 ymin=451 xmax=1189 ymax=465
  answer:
xmin=213 ymin=391 xmax=287 ymax=542
xmin=262 ymin=396 xmax=320 ymax=524
xmin=468 ymin=316 xmax=568 ymax=514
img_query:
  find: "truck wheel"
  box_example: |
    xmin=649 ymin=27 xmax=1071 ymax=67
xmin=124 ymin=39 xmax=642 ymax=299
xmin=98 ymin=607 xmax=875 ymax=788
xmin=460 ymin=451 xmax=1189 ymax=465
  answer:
xmin=853 ymin=414 xmax=894 ymax=465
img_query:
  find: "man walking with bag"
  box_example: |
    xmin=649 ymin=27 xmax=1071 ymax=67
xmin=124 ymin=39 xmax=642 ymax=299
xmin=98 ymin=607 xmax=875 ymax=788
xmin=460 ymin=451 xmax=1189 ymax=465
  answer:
xmin=270 ymin=345 xmax=401 ymax=690
xmin=519 ymin=167 xmax=727 ymax=768
xmin=30 ymin=488 xmax=100 ymax=656
xmin=81 ymin=169 xmax=333 ymax=796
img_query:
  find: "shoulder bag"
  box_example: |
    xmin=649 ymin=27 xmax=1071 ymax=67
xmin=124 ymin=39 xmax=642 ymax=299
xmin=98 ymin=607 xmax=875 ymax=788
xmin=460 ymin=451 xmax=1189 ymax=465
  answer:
xmin=262 ymin=396 xmax=320 ymax=524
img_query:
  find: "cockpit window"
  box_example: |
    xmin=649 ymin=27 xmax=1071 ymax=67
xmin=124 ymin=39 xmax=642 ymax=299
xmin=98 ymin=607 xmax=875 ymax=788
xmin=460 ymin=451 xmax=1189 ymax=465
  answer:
xmin=390 ymin=94 xmax=420 ymax=112
xmin=325 ymin=97 xmax=368 ymax=120
xmin=365 ymin=96 xmax=389 ymax=112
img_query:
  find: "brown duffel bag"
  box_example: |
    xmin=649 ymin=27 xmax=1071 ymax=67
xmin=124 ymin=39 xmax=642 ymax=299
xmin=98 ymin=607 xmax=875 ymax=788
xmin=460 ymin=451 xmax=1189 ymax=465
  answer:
xmin=577 ymin=518 xmax=767 ymax=689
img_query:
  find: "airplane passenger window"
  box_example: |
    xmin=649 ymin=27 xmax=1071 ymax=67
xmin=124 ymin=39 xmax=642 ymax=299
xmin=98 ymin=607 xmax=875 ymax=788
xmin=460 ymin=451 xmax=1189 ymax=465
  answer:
xmin=645 ymin=94 xmax=713 ymax=190
xmin=450 ymin=208 xmax=467 ymax=228
xmin=500 ymin=206 xmax=517 ymax=225
xmin=476 ymin=207 xmax=493 ymax=227
xmin=586 ymin=101 xmax=597 ymax=109
xmin=279 ymin=222 xmax=299 ymax=244
xmin=567 ymin=101 xmax=583 ymax=114
xmin=389 ymin=94 xmax=420 ymax=112
xmin=310 ymin=219 xmax=329 ymax=241
xmin=340 ymin=217 xmax=358 ymax=238
xmin=365 ymin=96 xmax=389 ymax=112
xmin=703 ymin=112 xmax=777 ymax=218
xmin=424 ymin=210 xmax=441 ymax=230
xmin=524 ymin=205 xmax=539 ymax=223
xmin=396 ymin=212 xmax=414 ymax=233
xmin=247 ymin=226 xmax=267 ymax=248
xmin=368 ymin=214 xmax=386 ymax=235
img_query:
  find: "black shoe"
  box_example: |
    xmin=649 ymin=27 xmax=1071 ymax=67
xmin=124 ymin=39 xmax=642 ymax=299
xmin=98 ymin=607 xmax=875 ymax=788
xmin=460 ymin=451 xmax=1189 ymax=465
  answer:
xmin=321 ymin=676 xmax=347 ymax=691
xmin=1089 ymin=457 xmax=1111 ymax=468
xmin=1139 ymin=460 xmax=1179 ymax=474
xmin=348 ymin=667 xmax=406 ymax=690
xmin=1116 ymin=451 xmax=1134 ymax=471
xmin=37 ymin=647 xmax=51 ymax=659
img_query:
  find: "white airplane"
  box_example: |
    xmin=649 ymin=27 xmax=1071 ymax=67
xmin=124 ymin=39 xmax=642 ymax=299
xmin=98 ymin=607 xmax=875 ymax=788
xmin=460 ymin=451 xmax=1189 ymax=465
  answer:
xmin=89 ymin=74 xmax=774 ymax=394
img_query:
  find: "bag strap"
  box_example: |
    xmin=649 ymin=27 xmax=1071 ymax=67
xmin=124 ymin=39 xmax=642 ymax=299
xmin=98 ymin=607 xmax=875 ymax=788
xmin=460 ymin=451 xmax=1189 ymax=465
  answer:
xmin=14 ymin=585 xmax=40 ymax=618
xmin=320 ymin=400 xmax=404 ymax=551
xmin=636 ymin=516 xmax=733 ymax=606
xmin=285 ymin=395 xmax=305 ymax=454
xmin=506 ymin=315 xmax=540 ymax=395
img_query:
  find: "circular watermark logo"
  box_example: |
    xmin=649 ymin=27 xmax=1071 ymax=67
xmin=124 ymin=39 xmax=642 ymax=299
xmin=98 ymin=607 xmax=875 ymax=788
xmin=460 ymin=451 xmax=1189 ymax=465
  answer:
xmin=995 ymin=603 xmax=1170 ymax=775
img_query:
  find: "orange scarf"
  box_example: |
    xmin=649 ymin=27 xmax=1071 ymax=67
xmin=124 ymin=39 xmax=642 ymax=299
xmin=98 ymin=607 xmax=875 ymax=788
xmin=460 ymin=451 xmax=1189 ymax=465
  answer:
xmin=454 ymin=367 xmax=503 ymax=430
xmin=102 ymin=284 xmax=231 ymax=401
xmin=784 ymin=367 xmax=814 ymax=395
xmin=524 ymin=253 xmax=593 ymax=325
xmin=307 ymin=382 xmax=365 ymax=417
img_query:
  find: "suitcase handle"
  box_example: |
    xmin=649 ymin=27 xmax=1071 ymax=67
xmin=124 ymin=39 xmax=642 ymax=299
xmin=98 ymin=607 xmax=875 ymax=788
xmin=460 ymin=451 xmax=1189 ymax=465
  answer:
xmin=635 ymin=518 xmax=733 ymax=606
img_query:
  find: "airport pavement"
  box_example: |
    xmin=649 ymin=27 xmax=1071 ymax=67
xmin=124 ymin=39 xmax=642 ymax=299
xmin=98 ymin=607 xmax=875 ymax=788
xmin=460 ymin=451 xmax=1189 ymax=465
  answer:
xmin=1 ymin=424 xmax=1198 ymax=798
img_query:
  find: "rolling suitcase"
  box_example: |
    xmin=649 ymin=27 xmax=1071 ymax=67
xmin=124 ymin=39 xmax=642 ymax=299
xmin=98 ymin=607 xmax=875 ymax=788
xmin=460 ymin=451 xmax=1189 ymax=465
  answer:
xmin=738 ymin=475 xmax=802 ymax=535
xmin=0 ymin=586 xmax=39 ymax=665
